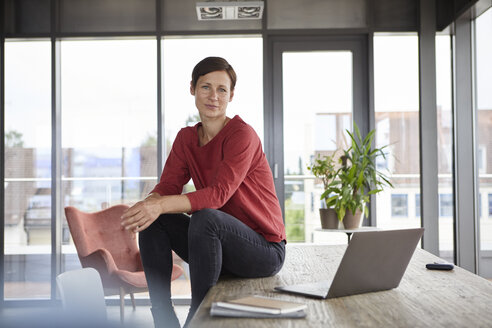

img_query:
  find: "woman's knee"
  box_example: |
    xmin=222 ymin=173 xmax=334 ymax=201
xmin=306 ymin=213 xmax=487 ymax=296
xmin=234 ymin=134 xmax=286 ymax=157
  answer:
xmin=138 ymin=222 xmax=158 ymax=251
xmin=189 ymin=208 xmax=221 ymax=236
xmin=138 ymin=214 xmax=175 ymax=248
xmin=139 ymin=215 xmax=163 ymax=238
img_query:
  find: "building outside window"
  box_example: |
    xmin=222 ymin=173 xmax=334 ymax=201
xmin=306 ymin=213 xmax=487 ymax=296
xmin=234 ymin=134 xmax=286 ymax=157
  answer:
xmin=439 ymin=194 xmax=453 ymax=217
xmin=488 ymin=194 xmax=492 ymax=217
xmin=391 ymin=194 xmax=408 ymax=217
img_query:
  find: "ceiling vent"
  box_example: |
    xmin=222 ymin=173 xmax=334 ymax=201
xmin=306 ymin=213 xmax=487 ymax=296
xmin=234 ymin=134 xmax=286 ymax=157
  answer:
xmin=196 ymin=1 xmax=264 ymax=21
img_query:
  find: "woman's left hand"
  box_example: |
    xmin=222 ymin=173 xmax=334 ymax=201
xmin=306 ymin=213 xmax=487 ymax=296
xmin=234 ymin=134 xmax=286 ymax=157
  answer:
xmin=121 ymin=195 xmax=163 ymax=233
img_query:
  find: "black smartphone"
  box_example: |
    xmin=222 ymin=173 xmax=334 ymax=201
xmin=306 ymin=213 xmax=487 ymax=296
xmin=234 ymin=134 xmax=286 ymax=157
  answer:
xmin=426 ymin=262 xmax=454 ymax=270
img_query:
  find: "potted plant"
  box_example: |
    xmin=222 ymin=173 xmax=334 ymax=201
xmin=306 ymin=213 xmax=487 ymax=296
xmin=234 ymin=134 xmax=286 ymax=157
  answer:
xmin=307 ymin=152 xmax=340 ymax=229
xmin=321 ymin=122 xmax=393 ymax=229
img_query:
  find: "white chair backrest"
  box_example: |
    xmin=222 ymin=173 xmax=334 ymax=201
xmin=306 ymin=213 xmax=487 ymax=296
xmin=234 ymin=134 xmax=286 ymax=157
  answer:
xmin=56 ymin=267 xmax=107 ymax=324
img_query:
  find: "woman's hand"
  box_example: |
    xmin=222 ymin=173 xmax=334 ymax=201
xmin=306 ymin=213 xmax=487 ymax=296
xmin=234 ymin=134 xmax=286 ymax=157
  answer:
xmin=121 ymin=195 xmax=163 ymax=233
xmin=121 ymin=194 xmax=192 ymax=233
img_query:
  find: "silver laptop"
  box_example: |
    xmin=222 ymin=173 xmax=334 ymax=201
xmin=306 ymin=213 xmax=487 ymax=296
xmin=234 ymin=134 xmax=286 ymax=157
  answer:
xmin=275 ymin=228 xmax=424 ymax=299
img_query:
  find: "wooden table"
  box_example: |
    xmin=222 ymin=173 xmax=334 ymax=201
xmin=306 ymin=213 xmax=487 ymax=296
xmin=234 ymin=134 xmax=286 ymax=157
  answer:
xmin=188 ymin=244 xmax=492 ymax=327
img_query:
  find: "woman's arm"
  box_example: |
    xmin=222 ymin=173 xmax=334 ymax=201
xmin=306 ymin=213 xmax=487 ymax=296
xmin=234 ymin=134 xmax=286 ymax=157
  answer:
xmin=120 ymin=192 xmax=192 ymax=233
xmin=186 ymin=125 xmax=259 ymax=212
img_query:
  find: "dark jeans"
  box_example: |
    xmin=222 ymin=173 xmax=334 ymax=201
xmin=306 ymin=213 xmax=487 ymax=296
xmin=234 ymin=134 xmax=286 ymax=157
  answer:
xmin=138 ymin=208 xmax=286 ymax=324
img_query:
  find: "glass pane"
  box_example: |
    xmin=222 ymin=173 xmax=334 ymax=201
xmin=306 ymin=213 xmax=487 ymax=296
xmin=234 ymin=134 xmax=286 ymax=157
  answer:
xmin=476 ymin=8 xmax=492 ymax=278
xmin=162 ymin=36 xmax=264 ymax=145
xmin=162 ymin=36 xmax=263 ymax=296
xmin=374 ymin=34 xmax=421 ymax=231
xmin=60 ymin=39 xmax=158 ymax=293
xmin=4 ymin=40 xmax=52 ymax=299
xmin=436 ymin=35 xmax=454 ymax=262
xmin=282 ymin=51 xmax=353 ymax=243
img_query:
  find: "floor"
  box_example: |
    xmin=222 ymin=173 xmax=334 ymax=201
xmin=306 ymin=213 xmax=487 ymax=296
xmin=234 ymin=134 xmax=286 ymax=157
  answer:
xmin=0 ymin=304 xmax=190 ymax=327
xmin=108 ymin=304 xmax=190 ymax=327
xmin=1 ymin=272 xmax=192 ymax=327
xmin=3 ymin=277 xmax=191 ymax=300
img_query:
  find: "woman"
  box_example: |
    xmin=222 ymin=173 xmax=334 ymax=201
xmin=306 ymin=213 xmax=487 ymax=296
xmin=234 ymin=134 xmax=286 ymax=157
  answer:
xmin=121 ymin=57 xmax=286 ymax=328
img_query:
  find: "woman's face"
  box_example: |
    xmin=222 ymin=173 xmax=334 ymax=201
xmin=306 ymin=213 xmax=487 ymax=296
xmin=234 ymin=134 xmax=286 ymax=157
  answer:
xmin=190 ymin=70 xmax=234 ymax=121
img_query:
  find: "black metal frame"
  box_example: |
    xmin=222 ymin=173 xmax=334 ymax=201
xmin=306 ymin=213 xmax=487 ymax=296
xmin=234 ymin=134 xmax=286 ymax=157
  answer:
xmin=1 ymin=0 xmax=6 ymax=305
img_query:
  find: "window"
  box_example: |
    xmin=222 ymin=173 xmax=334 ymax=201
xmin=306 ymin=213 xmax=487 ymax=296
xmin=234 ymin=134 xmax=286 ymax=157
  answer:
xmin=61 ymin=39 xmax=157 ymax=212
xmin=439 ymin=194 xmax=453 ymax=217
xmin=391 ymin=194 xmax=408 ymax=217
xmin=281 ymin=50 xmax=353 ymax=242
xmin=162 ymin=36 xmax=264 ymax=148
xmin=488 ymin=194 xmax=492 ymax=217
xmin=4 ymin=40 xmax=52 ymax=299
xmin=374 ymin=34 xmax=420 ymax=228
xmin=60 ymin=38 xmax=159 ymax=296
xmin=476 ymin=8 xmax=492 ymax=257
xmin=436 ymin=34 xmax=454 ymax=258
xmin=415 ymin=193 xmax=420 ymax=217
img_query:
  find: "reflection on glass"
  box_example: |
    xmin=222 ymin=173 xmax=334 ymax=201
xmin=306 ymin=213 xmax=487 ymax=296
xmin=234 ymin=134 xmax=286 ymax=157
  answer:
xmin=374 ymin=34 xmax=421 ymax=230
xmin=4 ymin=40 xmax=52 ymax=299
xmin=436 ymin=35 xmax=454 ymax=261
xmin=476 ymin=8 xmax=492 ymax=278
xmin=60 ymin=39 xmax=160 ymax=293
xmin=282 ymin=51 xmax=353 ymax=242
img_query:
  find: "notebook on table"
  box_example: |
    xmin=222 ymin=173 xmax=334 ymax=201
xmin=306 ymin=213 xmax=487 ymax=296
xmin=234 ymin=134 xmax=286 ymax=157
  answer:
xmin=211 ymin=295 xmax=307 ymax=318
xmin=275 ymin=228 xmax=424 ymax=299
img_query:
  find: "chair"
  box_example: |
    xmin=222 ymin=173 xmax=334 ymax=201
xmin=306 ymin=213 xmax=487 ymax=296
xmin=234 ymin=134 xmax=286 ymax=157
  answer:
xmin=65 ymin=205 xmax=184 ymax=323
xmin=56 ymin=267 xmax=108 ymax=326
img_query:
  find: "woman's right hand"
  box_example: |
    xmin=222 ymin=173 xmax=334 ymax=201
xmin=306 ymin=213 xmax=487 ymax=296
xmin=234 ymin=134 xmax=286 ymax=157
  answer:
xmin=120 ymin=194 xmax=163 ymax=233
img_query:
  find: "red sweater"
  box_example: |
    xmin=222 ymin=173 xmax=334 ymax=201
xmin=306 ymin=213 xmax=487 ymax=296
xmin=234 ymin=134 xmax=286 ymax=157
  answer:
xmin=151 ymin=115 xmax=286 ymax=243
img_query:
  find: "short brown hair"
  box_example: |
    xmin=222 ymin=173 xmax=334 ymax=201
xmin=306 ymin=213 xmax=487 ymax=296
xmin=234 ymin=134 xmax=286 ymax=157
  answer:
xmin=191 ymin=57 xmax=237 ymax=90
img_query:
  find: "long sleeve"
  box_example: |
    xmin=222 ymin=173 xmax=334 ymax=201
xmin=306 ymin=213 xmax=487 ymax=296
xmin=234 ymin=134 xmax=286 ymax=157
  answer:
xmin=149 ymin=116 xmax=285 ymax=242
xmin=185 ymin=126 xmax=258 ymax=211
xmin=151 ymin=132 xmax=191 ymax=196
